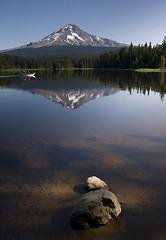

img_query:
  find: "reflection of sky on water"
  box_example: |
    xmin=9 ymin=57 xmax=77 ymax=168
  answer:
xmin=0 ymin=71 xmax=166 ymax=240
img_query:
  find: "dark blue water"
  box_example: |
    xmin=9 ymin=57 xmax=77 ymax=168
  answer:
xmin=0 ymin=70 xmax=166 ymax=240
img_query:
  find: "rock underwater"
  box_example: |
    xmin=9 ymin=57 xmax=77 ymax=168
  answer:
xmin=71 ymin=188 xmax=121 ymax=229
xmin=84 ymin=176 xmax=108 ymax=191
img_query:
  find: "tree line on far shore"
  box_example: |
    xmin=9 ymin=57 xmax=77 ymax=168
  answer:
xmin=1 ymin=38 xmax=166 ymax=70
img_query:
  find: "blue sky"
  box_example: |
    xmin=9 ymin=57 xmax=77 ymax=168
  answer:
xmin=1 ymin=0 xmax=166 ymax=50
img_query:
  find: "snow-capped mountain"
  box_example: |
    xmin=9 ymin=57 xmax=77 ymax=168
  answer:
xmin=2 ymin=24 xmax=127 ymax=52
xmin=0 ymin=24 xmax=128 ymax=58
xmin=24 ymin=24 xmax=127 ymax=48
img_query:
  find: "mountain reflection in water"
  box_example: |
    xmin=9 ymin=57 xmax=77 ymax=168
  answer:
xmin=1 ymin=70 xmax=166 ymax=108
xmin=0 ymin=71 xmax=121 ymax=110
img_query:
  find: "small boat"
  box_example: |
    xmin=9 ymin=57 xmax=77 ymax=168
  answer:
xmin=19 ymin=71 xmax=36 ymax=78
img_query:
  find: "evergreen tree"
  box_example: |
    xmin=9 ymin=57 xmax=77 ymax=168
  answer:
xmin=159 ymin=55 xmax=165 ymax=69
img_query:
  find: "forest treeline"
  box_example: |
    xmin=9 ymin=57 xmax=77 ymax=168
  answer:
xmin=1 ymin=38 xmax=166 ymax=70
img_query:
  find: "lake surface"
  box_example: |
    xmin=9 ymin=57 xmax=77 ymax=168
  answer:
xmin=0 ymin=70 xmax=166 ymax=240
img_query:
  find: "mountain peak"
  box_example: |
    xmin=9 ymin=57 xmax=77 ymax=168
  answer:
xmin=64 ymin=24 xmax=79 ymax=28
xmin=57 ymin=24 xmax=80 ymax=33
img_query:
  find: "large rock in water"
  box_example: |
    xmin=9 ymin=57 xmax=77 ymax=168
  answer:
xmin=84 ymin=176 xmax=108 ymax=191
xmin=71 ymin=189 xmax=121 ymax=229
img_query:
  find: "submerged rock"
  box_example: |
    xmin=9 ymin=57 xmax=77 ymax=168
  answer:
xmin=84 ymin=176 xmax=108 ymax=191
xmin=71 ymin=189 xmax=121 ymax=229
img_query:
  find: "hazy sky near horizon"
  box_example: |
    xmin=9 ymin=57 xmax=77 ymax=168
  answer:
xmin=1 ymin=0 xmax=166 ymax=50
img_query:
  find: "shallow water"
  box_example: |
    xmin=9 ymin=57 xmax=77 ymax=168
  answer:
xmin=0 ymin=70 xmax=166 ymax=240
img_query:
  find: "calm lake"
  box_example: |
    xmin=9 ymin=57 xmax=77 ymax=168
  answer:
xmin=0 ymin=70 xmax=166 ymax=240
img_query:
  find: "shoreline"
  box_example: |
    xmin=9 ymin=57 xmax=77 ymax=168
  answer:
xmin=1 ymin=67 xmax=166 ymax=73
